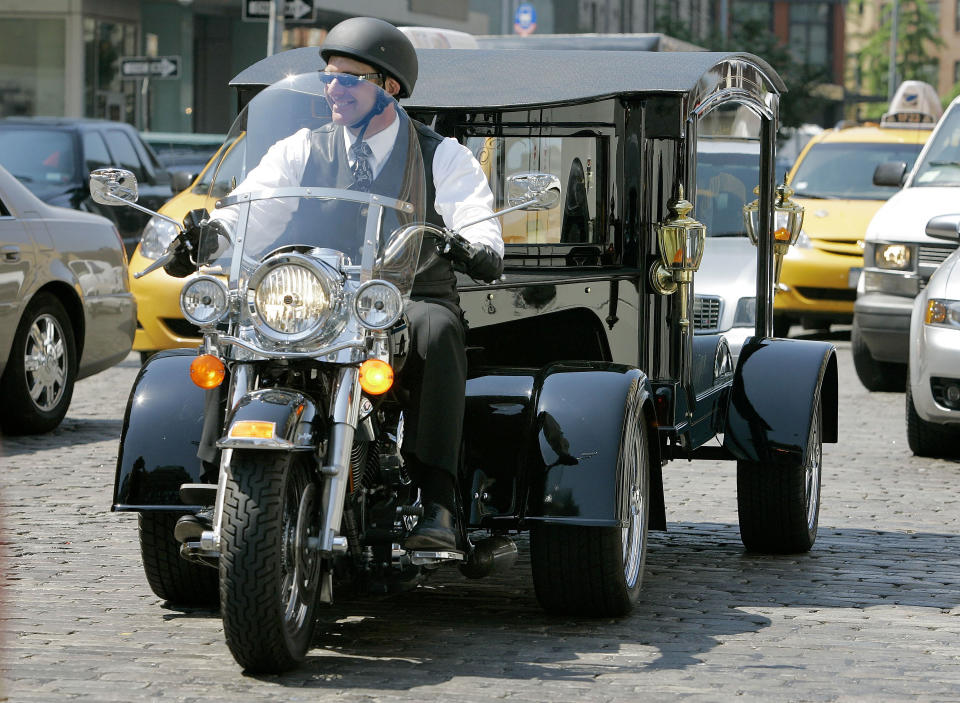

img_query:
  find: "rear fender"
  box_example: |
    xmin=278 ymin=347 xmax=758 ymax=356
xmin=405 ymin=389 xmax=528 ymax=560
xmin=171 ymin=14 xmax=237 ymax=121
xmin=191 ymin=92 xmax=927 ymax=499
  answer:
xmin=723 ymin=337 xmax=838 ymax=466
xmin=113 ymin=350 xmax=219 ymax=511
xmin=464 ymin=362 xmax=664 ymax=529
xmin=217 ymin=389 xmax=320 ymax=450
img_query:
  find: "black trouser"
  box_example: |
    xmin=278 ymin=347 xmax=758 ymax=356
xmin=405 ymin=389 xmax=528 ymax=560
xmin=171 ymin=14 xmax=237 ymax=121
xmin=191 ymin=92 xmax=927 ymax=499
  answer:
xmin=398 ymin=298 xmax=467 ymax=480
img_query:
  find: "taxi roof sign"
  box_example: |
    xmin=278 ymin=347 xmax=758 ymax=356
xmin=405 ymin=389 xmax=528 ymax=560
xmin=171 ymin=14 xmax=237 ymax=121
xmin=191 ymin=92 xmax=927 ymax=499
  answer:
xmin=881 ymin=80 xmax=942 ymax=128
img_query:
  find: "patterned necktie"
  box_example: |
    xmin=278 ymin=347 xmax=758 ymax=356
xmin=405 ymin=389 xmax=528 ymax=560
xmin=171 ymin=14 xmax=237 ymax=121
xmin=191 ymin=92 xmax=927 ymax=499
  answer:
xmin=350 ymin=140 xmax=373 ymax=192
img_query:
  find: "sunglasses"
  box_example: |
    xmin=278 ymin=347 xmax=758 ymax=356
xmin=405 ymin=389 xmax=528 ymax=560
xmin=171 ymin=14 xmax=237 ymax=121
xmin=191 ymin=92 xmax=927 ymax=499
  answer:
xmin=318 ymin=71 xmax=383 ymax=87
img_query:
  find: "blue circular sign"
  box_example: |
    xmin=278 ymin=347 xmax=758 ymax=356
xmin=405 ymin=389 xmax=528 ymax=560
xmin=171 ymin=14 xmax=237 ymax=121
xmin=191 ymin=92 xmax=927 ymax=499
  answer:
xmin=515 ymin=3 xmax=536 ymax=30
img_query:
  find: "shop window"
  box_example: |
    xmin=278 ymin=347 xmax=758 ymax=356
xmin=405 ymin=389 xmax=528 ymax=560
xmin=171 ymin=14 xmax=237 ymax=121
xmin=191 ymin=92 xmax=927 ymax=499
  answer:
xmin=0 ymin=19 xmax=66 ymax=116
xmin=83 ymin=18 xmax=137 ymax=123
xmin=789 ymin=3 xmax=833 ymax=71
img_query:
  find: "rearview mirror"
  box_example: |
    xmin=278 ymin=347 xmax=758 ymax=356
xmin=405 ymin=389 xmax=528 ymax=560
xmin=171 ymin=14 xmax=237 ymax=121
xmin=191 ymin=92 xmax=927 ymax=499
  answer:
xmin=170 ymin=170 xmax=195 ymax=194
xmin=506 ymin=172 xmax=562 ymax=210
xmin=873 ymin=161 xmax=907 ymax=187
xmin=89 ymin=168 xmax=139 ymax=206
xmin=925 ymin=214 xmax=960 ymax=242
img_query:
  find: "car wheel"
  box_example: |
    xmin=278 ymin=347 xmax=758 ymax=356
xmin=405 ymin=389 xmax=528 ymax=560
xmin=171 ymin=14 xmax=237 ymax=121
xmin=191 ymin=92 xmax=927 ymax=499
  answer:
xmin=851 ymin=318 xmax=905 ymax=392
xmin=906 ymin=376 xmax=958 ymax=458
xmin=0 ymin=293 xmax=77 ymax=435
xmin=737 ymin=396 xmax=821 ymax=553
xmin=529 ymin=387 xmax=650 ymax=616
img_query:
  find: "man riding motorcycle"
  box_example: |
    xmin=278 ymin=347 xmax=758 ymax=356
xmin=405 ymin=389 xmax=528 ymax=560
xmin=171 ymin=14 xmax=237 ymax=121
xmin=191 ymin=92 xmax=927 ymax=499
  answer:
xmin=164 ymin=17 xmax=504 ymax=552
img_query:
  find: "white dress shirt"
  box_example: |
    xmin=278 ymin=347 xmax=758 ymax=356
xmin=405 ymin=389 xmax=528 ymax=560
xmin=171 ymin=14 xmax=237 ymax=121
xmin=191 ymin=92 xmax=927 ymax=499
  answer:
xmin=213 ymin=110 xmax=503 ymax=257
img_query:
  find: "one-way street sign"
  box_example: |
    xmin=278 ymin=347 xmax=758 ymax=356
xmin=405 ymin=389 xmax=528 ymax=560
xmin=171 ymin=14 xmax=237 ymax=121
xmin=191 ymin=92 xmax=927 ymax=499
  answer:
xmin=119 ymin=56 xmax=181 ymax=80
xmin=243 ymin=0 xmax=317 ymax=23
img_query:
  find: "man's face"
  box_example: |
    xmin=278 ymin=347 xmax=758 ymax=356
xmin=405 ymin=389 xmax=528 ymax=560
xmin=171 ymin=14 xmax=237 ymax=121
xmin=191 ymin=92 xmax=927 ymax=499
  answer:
xmin=323 ymin=56 xmax=381 ymax=127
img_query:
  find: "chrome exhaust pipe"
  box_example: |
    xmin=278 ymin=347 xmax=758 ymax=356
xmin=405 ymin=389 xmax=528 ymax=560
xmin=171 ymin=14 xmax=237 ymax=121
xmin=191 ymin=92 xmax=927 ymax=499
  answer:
xmin=459 ymin=536 xmax=518 ymax=579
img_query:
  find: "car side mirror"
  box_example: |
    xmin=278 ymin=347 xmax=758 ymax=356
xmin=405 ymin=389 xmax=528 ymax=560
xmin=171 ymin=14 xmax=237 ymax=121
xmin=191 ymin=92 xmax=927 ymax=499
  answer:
xmin=170 ymin=170 xmax=195 ymax=194
xmin=89 ymin=168 xmax=139 ymax=206
xmin=873 ymin=161 xmax=907 ymax=187
xmin=925 ymin=214 xmax=960 ymax=242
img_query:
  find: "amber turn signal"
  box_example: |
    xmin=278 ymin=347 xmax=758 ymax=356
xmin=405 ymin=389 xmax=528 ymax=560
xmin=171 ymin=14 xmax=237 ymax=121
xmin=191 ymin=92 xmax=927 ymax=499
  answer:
xmin=189 ymin=354 xmax=225 ymax=389
xmin=228 ymin=420 xmax=275 ymax=440
xmin=358 ymin=358 xmax=394 ymax=395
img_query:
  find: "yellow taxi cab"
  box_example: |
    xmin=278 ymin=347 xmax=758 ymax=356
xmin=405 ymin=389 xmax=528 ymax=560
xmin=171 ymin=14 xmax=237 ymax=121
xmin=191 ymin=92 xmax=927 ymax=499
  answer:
xmin=775 ymin=82 xmax=939 ymax=336
xmin=130 ymin=135 xmax=240 ymax=361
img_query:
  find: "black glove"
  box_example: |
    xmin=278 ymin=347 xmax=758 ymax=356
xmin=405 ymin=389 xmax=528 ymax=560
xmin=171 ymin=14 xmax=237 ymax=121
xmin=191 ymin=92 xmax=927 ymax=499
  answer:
xmin=163 ymin=209 xmax=224 ymax=278
xmin=437 ymin=231 xmax=503 ymax=283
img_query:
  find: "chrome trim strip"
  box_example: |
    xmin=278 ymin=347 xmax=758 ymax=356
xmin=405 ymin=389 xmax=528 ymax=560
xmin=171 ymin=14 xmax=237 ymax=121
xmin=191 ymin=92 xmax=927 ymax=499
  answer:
xmin=218 ymin=334 xmax=365 ymax=359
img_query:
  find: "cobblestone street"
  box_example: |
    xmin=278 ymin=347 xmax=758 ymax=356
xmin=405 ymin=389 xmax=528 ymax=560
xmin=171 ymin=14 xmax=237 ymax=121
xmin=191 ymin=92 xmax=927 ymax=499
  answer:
xmin=2 ymin=333 xmax=959 ymax=701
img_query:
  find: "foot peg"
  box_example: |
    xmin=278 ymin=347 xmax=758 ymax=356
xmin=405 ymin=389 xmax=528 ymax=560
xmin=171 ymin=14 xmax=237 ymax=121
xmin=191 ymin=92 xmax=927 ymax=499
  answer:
xmin=408 ymin=549 xmax=465 ymax=565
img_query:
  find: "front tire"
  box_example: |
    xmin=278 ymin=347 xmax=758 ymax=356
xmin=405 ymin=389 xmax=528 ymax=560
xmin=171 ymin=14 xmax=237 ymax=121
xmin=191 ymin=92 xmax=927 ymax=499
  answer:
xmin=0 ymin=293 xmax=77 ymax=435
xmin=906 ymin=378 xmax=958 ymax=458
xmin=737 ymin=398 xmax=822 ymax=553
xmin=220 ymin=451 xmax=321 ymax=673
xmin=852 ymin=319 xmax=904 ymax=392
xmin=530 ymin=388 xmax=650 ymax=616
xmin=138 ymin=512 xmax=219 ymax=606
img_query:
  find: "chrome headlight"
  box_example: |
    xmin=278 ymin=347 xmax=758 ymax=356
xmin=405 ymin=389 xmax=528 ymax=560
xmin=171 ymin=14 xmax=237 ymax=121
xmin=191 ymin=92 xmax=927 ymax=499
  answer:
xmin=180 ymin=275 xmax=228 ymax=327
xmin=248 ymin=253 xmax=340 ymax=343
xmin=140 ymin=215 xmax=180 ymax=260
xmin=874 ymin=243 xmax=913 ymax=270
xmin=353 ymin=280 xmax=403 ymax=330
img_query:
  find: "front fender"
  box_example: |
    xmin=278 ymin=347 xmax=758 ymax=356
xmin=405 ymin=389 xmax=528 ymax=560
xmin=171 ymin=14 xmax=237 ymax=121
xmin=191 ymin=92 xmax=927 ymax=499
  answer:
xmin=113 ymin=349 xmax=217 ymax=511
xmin=723 ymin=337 xmax=838 ymax=467
xmin=218 ymin=389 xmax=320 ymax=450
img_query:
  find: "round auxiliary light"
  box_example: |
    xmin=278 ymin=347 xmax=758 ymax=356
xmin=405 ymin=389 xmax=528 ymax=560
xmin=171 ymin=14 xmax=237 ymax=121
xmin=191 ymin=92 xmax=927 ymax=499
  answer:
xmin=180 ymin=275 xmax=229 ymax=327
xmin=353 ymin=280 xmax=403 ymax=330
xmin=190 ymin=354 xmax=225 ymax=389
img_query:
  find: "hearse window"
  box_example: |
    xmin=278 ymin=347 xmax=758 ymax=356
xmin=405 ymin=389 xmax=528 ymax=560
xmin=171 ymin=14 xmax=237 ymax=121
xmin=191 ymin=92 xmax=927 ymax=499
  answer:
xmin=467 ymin=135 xmax=600 ymax=245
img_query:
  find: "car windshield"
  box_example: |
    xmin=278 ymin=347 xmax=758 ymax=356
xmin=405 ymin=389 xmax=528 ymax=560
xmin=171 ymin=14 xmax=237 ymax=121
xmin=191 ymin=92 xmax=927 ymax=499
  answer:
xmin=0 ymin=128 xmax=76 ymax=187
xmin=202 ymin=72 xmax=426 ymax=297
xmin=912 ymin=106 xmax=960 ymax=186
xmin=791 ymin=141 xmax=923 ymax=199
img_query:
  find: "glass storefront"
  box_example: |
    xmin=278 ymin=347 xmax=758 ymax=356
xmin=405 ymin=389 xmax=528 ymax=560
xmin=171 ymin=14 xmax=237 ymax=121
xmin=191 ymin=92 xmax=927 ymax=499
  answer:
xmin=83 ymin=18 xmax=138 ymax=123
xmin=0 ymin=18 xmax=66 ymax=117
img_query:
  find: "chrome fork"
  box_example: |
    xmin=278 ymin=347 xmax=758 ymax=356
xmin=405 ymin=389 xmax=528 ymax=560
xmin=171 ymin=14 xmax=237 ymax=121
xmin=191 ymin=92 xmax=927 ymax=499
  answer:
xmin=317 ymin=365 xmax=361 ymax=554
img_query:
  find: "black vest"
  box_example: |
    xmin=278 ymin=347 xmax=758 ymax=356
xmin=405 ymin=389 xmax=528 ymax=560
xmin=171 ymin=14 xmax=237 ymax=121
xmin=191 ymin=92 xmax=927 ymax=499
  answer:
xmin=299 ymin=115 xmax=457 ymax=304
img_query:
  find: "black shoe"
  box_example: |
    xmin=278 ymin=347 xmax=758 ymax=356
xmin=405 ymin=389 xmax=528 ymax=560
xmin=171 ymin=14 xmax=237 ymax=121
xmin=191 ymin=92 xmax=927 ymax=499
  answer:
xmin=174 ymin=508 xmax=214 ymax=544
xmin=404 ymin=502 xmax=458 ymax=551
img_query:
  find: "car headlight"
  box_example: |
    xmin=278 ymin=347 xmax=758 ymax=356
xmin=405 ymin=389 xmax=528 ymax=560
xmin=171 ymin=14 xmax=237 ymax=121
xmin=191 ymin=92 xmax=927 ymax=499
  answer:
xmin=924 ymin=298 xmax=960 ymax=329
xmin=874 ymin=243 xmax=913 ymax=270
xmin=248 ymin=254 xmax=340 ymax=342
xmin=733 ymin=297 xmax=756 ymax=327
xmin=140 ymin=215 xmax=180 ymax=260
xmin=353 ymin=280 xmax=403 ymax=330
xmin=180 ymin=275 xmax=229 ymax=327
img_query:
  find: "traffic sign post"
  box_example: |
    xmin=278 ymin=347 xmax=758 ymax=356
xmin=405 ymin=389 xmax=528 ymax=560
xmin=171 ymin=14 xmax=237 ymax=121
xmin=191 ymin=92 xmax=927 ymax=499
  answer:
xmin=514 ymin=3 xmax=537 ymax=36
xmin=243 ymin=0 xmax=316 ymax=23
xmin=120 ymin=56 xmax=181 ymax=80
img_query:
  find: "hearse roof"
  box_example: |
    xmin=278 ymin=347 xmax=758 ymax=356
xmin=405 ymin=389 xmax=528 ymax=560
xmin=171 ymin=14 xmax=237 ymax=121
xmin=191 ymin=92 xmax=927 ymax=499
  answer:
xmin=230 ymin=48 xmax=785 ymax=111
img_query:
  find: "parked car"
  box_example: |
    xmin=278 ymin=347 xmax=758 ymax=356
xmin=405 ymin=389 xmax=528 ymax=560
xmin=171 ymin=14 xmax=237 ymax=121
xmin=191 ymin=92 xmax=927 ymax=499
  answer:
xmin=129 ymin=134 xmax=242 ymax=361
xmin=777 ymin=82 xmax=937 ymax=337
xmin=854 ymin=88 xmax=960 ymax=391
xmin=906 ymin=214 xmax=960 ymax=457
xmin=0 ymin=164 xmax=135 ymax=434
xmin=0 ymin=117 xmax=172 ymax=258
xmin=693 ymin=136 xmax=760 ymax=363
xmin=140 ymin=131 xmax=226 ymax=182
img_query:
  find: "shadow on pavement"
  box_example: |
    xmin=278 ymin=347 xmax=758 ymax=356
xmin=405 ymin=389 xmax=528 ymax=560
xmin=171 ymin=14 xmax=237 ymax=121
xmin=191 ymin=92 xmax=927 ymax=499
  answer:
xmin=0 ymin=417 xmax=123 ymax=456
xmin=226 ymin=521 xmax=959 ymax=688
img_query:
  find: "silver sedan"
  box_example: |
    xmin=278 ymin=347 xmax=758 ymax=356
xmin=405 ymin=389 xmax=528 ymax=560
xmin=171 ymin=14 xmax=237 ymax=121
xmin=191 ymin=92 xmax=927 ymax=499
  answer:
xmin=0 ymin=165 xmax=135 ymax=434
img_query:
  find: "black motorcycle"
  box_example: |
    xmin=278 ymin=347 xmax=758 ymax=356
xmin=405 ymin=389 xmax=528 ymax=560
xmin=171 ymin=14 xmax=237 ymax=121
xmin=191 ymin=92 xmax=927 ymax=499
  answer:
xmin=91 ymin=73 xmax=559 ymax=673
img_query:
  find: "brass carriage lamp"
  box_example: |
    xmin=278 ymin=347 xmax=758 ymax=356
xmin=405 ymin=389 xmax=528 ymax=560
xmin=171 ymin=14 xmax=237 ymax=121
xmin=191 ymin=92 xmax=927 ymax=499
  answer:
xmin=650 ymin=186 xmax=706 ymax=327
xmin=743 ymin=182 xmax=805 ymax=285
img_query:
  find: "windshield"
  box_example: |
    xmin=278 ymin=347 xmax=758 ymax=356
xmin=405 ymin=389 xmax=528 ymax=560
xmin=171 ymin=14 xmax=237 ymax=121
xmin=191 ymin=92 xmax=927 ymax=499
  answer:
xmin=0 ymin=128 xmax=76 ymax=187
xmin=791 ymin=141 xmax=923 ymax=199
xmin=696 ymin=143 xmax=760 ymax=238
xmin=202 ymin=72 xmax=425 ymax=296
xmin=912 ymin=105 xmax=960 ymax=186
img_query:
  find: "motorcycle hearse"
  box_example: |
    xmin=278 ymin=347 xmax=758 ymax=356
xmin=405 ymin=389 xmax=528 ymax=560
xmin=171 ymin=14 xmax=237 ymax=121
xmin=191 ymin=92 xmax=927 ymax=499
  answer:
xmin=95 ymin=48 xmax=837 ymax=673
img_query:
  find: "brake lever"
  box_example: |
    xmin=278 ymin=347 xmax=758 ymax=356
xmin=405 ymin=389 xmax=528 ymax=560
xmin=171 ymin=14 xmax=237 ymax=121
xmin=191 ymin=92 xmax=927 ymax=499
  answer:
xmin=133 ymin=251 xmax=175 ymax=279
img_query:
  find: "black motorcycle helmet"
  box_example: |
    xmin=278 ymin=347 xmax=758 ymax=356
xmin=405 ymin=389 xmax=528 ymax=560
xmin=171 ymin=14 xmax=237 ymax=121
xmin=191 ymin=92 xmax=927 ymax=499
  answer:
xmin=320 ymin=17 xmax=418 ymax=98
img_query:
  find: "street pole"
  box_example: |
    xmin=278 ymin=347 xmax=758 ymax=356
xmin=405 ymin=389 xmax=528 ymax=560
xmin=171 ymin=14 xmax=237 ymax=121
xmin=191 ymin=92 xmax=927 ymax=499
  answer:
xmin=267 ymin=0 xmax=285 ymax=56
xmin=888 ymin=0 xmax=899 ymax=100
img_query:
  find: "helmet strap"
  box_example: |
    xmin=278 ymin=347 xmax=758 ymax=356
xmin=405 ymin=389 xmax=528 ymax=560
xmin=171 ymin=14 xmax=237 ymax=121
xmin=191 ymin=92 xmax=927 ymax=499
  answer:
xmin=349 ymin=91 xmax=393 ymax=137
